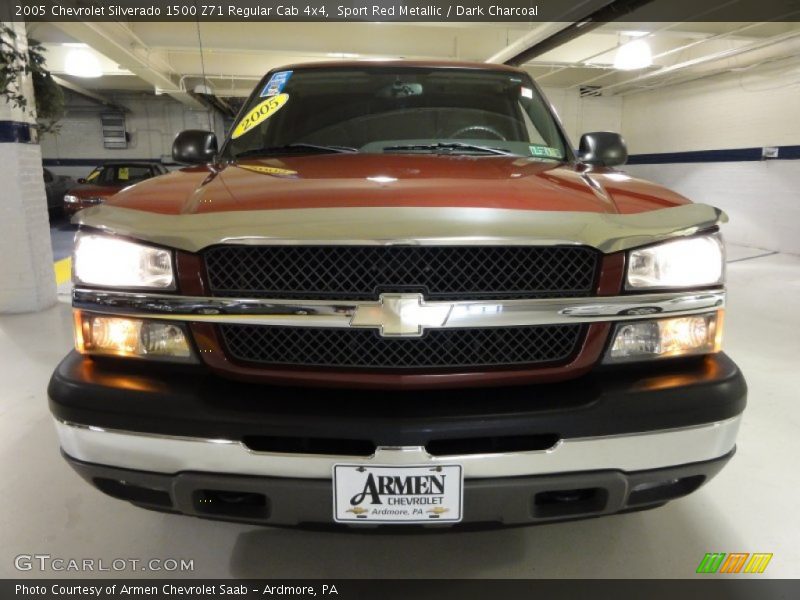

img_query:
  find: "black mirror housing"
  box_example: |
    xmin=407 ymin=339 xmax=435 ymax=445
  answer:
xmin=578 ymin=132 xmax=628 ymax=167
xmin=172 ymin=130 xmax=218 ymax=164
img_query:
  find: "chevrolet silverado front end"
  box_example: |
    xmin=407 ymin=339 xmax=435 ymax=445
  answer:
xmin=49 ymin=62 xmax=745 ymax=527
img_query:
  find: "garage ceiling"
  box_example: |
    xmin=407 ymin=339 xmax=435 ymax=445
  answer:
xmin=27 ymin=19 xmax=800 ymax=103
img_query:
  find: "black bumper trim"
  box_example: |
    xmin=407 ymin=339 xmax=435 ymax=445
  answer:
xmin=48 ymin=352 xmax=746 ymax=446
xmin=64 ymin=450 xmax=734 ymax=527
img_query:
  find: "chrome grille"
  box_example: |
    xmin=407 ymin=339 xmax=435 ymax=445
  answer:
xmin=203 ymin=245 xmax=600 ymax=301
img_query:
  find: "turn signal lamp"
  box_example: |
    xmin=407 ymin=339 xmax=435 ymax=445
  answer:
xmin=604 ymin=311 xmax=723 ymax=363
xmin=74 ymin=312 xmax=195 ymax=362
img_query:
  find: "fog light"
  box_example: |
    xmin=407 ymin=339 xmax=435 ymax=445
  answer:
xmin=74 ymin=312 xmax=195 ymax=362
xmin=604 ymin=311 xmax=722 ymax=363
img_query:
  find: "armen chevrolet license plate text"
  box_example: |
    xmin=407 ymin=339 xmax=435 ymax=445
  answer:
xmin=333 ymin=465 xmax=463 ymax=523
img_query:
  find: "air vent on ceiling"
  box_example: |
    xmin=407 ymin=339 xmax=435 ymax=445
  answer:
xmin=579 ymin=85 xmax=603 ymax=97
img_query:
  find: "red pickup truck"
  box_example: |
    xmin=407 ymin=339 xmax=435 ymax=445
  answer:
xmin=49 ymin=61 xmax=744 ymax=527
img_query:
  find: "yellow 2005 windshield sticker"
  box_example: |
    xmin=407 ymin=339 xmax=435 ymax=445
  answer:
xmin=238 ymin=165 xmax=298 ymax=177
xmin=231 ymin=94 xmax=289 ymax=139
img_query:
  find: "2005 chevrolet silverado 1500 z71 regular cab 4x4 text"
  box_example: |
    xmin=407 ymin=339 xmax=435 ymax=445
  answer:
xmin=49 ymin=61 xmax=745 ymax=528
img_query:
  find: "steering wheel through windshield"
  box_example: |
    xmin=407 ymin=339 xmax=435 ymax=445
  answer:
xmin=448 ymin=125 xmax=507 ymax=141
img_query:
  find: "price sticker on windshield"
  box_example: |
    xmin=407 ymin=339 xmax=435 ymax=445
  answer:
xmin=260 ymin=70 xmax=293 ymax=97
xmin=231 ymin=94 xmax=289 ymax=139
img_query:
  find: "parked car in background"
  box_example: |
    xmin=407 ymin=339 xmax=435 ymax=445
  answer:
xmin=43 ymin=168 xmax=75 ymax=217
xmin=63 ymin=162 xmax=168 ymax=216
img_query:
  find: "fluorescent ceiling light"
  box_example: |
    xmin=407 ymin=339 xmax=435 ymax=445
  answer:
xmin=614 ymin=39 xmax=652 ymax=71
xmin=64 ymin=48 xmax=103 ymax=78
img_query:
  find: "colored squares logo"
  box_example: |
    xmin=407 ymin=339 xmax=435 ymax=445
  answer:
xmin=697 ymin=553 xmax=773 ymax=574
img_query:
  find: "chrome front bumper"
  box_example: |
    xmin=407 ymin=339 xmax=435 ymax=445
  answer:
xmin=55 ymin=416 xmax=741 ymax=480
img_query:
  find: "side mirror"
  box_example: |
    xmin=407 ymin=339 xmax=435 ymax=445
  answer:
xmin=578 ymin=132 xmax=627 ymax=167
xmin=172 ymin=130 xmax=218 ymax=164
xmin=77 ymin=178 xmax=86 ymax=184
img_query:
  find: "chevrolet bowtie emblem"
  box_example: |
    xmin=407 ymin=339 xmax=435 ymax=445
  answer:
xmin=427 ymin=507 xmax=450 ymax=515
xmin=347 ymin=506 xmax=369 ymax=515
xmin=350 ymin=294 xmax=452 ymax=337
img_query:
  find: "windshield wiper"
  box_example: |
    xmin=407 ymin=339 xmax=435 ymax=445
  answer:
xmin=233 ymin=143 xmax=357 ymax=159
xmin=381 ymin=142 xmax=515 ymax=156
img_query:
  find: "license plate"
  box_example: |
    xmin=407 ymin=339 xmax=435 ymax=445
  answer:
xmin=333 ymin=464 xmax=463 ymax=523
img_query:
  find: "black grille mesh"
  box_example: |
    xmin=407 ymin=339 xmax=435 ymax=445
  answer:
xmin=204 ymin=245 xmax=599 ymax=300
xmin=219 ymin=324 xmax=584 ymax=370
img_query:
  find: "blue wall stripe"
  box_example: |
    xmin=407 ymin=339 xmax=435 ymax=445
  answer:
xmin=628 ymin=145 xmax=800 ymax=165
xmin=0 ymin=121 xmax=34 ymax=144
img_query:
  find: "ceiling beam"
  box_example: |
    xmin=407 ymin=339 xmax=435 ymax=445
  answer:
xmin=621 ymin=53 xmax=800 ymax=95
xmin=485 ymin=23 xmax=576 ymax=64
xmin=502 ymin=0 xmax=657 ymax=66
xmin=533 ymin=22 xmax=676 ymax=84
xmin=602 ymin=29 xmax=800 ymax=94
xmin=50 ymin=21 xmax=204 ymax=108
xmin=51 ymin=75 xmax=129 ymax=112
xmin=485 ymin=0 xmax=618 ymax=64
xmin=568 ymin=21 xmax=774 ymax=90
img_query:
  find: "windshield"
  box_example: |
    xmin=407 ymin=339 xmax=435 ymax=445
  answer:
xmin=223 ymin=67 xmax=569 ymax=161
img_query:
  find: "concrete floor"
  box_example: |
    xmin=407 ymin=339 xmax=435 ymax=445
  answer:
xmin=1 ymin=245 xmax=798 ymax=579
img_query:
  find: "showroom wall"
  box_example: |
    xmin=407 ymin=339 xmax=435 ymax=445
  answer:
xmin=541 ymin=87 xmax=623 ymax=144
xmin=41 ymin=93 xmax=223 ymax=179
xmin=620 ymin=62 xmax=800 ymax=254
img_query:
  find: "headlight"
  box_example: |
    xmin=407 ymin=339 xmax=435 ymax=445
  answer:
xmin=64 ymin=194 xmax=79 ymax=204
xmin=73 ymin=233 xmax=174 ymax=289
xmin=74 ymin=312 xmax=195 ymax=362
xmin=626 ymin=233 xmax=724 ymax=289
xmin=604 ymin=311 xmax=723 ymax=363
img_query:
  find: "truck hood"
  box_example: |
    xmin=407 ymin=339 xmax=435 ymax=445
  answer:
xmin=105 ymin=154 xmax=691 ymax=216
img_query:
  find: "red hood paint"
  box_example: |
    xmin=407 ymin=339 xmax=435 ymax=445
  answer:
xmin=108 ymin=154 xmax=690 ymax=215
xmin=71 ymin=183 xmax=124 ymax=199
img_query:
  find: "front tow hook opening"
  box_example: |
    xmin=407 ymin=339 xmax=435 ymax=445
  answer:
xmin=193 ymin=489 xmax=270 ymax=519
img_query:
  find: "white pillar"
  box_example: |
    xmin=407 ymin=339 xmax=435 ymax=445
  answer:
xmin=0 ymin=20 xmax=57 ymax=312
